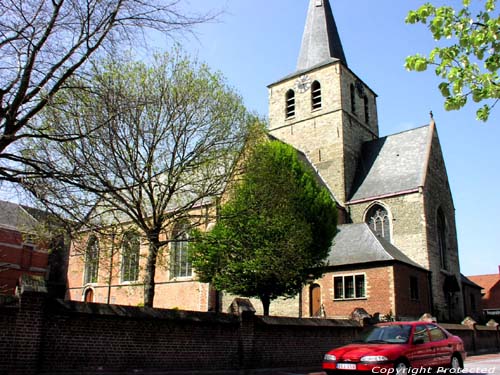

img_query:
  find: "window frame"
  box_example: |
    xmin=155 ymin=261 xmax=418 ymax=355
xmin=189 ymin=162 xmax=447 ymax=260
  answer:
xmin=364 ymin=95 xmax=370 ymax=124
xmin=437 ymin=207 xmax=448 ymax=271
xmin=84 ymin=235 xmax=99 ymax=285
xmin=285 ymin=89 xmax=296 ymax=119
xmin=333 ymin=273 xmax=367 ymax=300
xmin=409 ymin=275 xmax=420 ymax=301
xmin=365 ymin=204 xmax=392 ymax=243
xmin=120 ymin=232 xmax=141 ymax=283
xmin=170 ymin=223 xmax=192 ymax=279
xmin=311 ymin=80 xmax=322 ymax=111
xmin=350 ymin=83 xmax=356 ymax=115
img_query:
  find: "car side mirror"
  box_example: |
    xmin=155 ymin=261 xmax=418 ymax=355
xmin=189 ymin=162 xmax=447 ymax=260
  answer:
xmin=413 ymin=338 xmax=425 ymax=345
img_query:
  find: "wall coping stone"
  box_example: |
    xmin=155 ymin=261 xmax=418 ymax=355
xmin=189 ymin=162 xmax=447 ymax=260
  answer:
xmin=257 ymin=316 xmax=360 ymax=328
xmin=47 ymin=298 xmax=240 ymax=325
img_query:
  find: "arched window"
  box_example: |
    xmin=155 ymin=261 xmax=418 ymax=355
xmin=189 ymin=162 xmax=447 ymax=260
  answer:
xmin=311 ymin=81 xmax=322 ymax=110
xmin=84 ymin=235 xmax=99 ymax=284
xmin=350 ymin=84 xmax=356 ymax=115
xmin=366 ymin=204 xmax=391 ymax=242
xmin=171 ymin=222 xmax=192 ymax=278
xmin=364 ymin=95 xmax=370 ymax=124
xmin=286 ymin=89 xmax=295 ymax=118
xmin=121 ymin=232 xmax=140 ymax=282
xmin=437 ymin=208 xmax=448 ymax=270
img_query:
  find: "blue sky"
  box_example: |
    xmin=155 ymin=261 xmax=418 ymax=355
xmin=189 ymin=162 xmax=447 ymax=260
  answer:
xmin=165 ymin=0 xmax=499 ymax=276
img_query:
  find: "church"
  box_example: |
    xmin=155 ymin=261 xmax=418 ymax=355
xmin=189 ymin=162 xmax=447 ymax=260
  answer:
xmin=67 ymin=0 xmax=480 ymax=322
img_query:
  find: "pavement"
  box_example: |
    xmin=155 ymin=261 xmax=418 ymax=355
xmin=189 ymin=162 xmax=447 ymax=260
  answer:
xmin=464 ymin=353 xmax=500 ymax=374
xmin=269 ymin=353 xmax=500 ymax=375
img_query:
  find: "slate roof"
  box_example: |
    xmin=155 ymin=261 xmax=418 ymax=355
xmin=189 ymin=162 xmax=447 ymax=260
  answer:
xmin=0 ymin=200 xmax=39 ymax=232
xmin=297 ymin=0 xmax=347 ymax=70
xmin=349 ymin=125 xmax=431 ymax=202
xmin=326 ymin=223 xmax=426 ymax=270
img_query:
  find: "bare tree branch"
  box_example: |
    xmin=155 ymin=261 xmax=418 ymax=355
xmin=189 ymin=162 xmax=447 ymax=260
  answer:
xmin=0 ymin=0 xmax=219 ymax=182
xmin=23 ymin=52 xmax=251 ymax=307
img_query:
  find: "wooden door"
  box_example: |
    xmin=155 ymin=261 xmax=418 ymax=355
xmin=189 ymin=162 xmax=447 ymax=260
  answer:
xmin=310 ymin=284 xmax=321 ymax=317
xmin=84 ymin=288 xmax=94 ymax=303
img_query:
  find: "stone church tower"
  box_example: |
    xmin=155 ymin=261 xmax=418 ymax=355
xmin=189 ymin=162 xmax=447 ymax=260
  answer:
xmin=268 ymin=0 xmax=378 ymax=207
xmin=268 ymin=0 xmax=465 ymax=321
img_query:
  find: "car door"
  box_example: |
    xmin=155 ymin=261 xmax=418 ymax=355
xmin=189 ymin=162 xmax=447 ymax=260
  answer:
xmin=406 ymin=324 xmax=436 ymax=368
xmin=426 ymin=324 xmax=453 ymax=368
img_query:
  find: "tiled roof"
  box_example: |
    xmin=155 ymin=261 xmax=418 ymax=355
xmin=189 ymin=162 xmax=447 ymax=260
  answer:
xmin=349 ymin=125 xmax=431 ymax=202
xmin=326 ymin=223 xmax=426 ymax=270
xmin=0 ymin=200 xmax=39 ymax=232
xmin=468 ymin=273 xmax=500 ymax=309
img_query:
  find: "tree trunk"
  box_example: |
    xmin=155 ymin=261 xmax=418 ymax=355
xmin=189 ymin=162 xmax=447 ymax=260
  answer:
xmin=261 ymin=294 xmax=271 ymax=316
xmin=144 ymin=232 xmax=161 ymax=308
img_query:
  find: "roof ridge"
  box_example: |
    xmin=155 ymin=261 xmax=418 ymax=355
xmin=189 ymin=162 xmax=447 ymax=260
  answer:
xmin=377 ymin=124 xmax=430 ymax=140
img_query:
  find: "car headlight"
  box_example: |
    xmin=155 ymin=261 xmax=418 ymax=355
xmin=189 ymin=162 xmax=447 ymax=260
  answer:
xmin=360 ymin=356 xmax=388 ymax=362
xmin=324 ymin=354 xmax=337 ymax=362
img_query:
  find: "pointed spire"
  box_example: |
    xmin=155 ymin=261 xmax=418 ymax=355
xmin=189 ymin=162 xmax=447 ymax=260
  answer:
xmin=297 ymin=0 xmax=347 ymax=71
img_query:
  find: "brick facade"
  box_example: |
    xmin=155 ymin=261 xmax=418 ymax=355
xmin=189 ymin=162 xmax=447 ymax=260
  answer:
xmin=300 ymin=263 xmax=431 ymax=320
xmin=0 ymin=227 xmax=48 ymax=295
xmin=66 ymin=206 xmax=217 ymax=311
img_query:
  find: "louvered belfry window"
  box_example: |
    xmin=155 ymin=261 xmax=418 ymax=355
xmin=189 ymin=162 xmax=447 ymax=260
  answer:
xmin=311 ymin=81 xmax=322 ymax=110
xmin=286 ymin=89 xmax=295 ymax=118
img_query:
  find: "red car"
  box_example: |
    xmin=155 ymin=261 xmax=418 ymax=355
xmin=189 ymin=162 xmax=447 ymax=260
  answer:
xmin=323 ymin=321 xmax=466 ymax=374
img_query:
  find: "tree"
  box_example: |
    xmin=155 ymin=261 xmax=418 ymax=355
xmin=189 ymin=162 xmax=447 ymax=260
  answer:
xmin=0 ymin=0 xmax=216 ymax=182
xmin=189 ymin=140 xmax=337 ymax=316
xmin=405 ymin=0 xmax=500 ymax=121
xmin=24 ymin=51 xmax=251 ymax=307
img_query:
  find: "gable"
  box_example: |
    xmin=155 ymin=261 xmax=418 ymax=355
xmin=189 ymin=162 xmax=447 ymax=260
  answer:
xmin=349 ymin=126 xmax=431 ymax=203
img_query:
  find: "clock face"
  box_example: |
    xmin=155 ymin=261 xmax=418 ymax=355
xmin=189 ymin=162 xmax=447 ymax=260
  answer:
xmin=295 ymin=75 xmax=311 ymax=93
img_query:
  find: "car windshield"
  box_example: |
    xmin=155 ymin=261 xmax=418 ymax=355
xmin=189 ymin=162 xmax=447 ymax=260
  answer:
xmin=356 ymin=325 xmax=412 ymax=344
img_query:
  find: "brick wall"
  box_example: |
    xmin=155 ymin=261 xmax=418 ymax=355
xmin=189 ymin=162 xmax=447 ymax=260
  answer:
xmin=1 ymin=289 xmax=498 ymax=375
xmin=0 ymin=289 xmax=362 ymax=375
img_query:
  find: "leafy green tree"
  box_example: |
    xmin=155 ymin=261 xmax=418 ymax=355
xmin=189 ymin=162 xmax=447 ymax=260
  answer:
xmin=405 ymin=0 xmax=500 ymax=121
xmin=190 ymin=139 xmax=337 ymax=316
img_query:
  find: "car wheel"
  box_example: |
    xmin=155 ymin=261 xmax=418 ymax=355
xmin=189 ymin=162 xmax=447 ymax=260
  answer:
xmin=394 ymin=360 xmax=409 ymax=375
xmin=450 ymin=354 xmax=463 ymax=370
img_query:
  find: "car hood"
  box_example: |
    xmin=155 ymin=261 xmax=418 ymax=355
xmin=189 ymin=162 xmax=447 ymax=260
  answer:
xmin=330 ymin=343 xmax=405 ymax=362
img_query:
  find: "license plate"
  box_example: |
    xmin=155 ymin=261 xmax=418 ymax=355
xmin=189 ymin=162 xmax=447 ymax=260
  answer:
xmin=337 ymin=363 xmax=357 ymax=370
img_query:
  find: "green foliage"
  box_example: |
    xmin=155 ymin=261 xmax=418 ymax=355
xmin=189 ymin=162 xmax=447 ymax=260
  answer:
xmin=189 ymin=140 xmax=337 ymax=314
xmin=405 ymin=0 xmax=500 ymax=121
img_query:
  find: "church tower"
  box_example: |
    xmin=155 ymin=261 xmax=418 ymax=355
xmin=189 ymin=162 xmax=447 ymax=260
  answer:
xmin=268 ymin=0 xmax=379 ymax=206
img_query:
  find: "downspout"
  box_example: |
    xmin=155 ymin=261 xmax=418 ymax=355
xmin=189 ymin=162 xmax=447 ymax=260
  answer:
xmin=107 ymin=232 xmax=115 ymax=304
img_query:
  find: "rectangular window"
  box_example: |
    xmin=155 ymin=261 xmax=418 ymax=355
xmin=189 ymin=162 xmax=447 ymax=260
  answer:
xmin=355 ymin=275 xmax=365 ymax=298
xmin=345 ymin=276 xmax=354 ymax=298
xmin=333 ymin=274 xmax=366 ymax=300
xmin=334 ymin=276 xmax=343 ymax=299
xmin=410 ymin=276 xmax=419 ymax=301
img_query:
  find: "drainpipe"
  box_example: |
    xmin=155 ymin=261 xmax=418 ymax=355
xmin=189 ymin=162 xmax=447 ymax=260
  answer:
xmin=107 ymin=232 xmax=116 ymax=304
